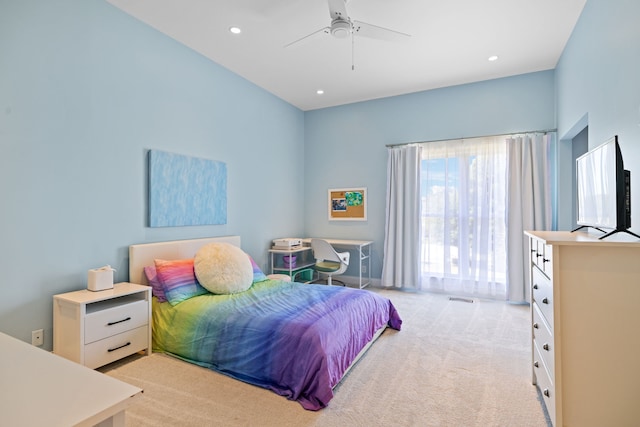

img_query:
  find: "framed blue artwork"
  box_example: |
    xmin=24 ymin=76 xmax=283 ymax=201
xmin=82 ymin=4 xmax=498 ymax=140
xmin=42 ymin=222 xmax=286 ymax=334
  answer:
xmin=148 ymin=150 xmax=227 ymax=227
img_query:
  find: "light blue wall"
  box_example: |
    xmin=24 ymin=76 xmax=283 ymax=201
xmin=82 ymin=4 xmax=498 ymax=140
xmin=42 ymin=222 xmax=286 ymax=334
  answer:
xmin=0 ymin=0 xmax=304 ymax=348
xmin=4 ymin=0 xmax=637 ymax=348
xmin=555 ymin=0 xmax=640 ymax=231
xmin=304 ymin=72 xmax=556 ymax=278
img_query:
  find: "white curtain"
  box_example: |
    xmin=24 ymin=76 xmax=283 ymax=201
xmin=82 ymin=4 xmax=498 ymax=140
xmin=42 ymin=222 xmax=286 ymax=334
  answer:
xmin=381 ymin=144 xmax=422 ymax=289
xmin=419 ymin=137 xmax=508 ymax=299
xmin=383 ymin=133 xmax=553 ymax=300
xmin=506 ymin=133 xmax=553 ymax=302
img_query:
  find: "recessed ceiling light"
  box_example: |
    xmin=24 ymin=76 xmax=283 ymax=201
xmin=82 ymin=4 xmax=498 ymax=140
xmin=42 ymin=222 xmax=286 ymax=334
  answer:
xmin=488 ymin=55 xmax=499 ymax=61
xmin=316 ymin=90 xmax=324 ymax=95
xmin=229 ymin=27 xmax=242 ymax=35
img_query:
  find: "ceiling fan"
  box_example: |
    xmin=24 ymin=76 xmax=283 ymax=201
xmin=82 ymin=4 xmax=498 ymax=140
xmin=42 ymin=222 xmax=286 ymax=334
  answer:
xmin=284 ymin=0 xmax=411 ymax=66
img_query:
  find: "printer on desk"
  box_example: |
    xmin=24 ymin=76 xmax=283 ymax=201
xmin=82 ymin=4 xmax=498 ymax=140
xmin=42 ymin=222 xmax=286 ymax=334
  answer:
xmin=272 ymin=238 xmax=302 ymax=249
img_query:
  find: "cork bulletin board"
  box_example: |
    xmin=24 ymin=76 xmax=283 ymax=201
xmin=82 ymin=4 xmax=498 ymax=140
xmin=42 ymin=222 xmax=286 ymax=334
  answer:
xmin=328 ymin=188 xmax=367 ymax=221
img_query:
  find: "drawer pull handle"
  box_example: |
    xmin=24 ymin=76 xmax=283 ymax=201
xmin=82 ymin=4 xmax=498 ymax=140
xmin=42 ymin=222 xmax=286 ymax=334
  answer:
xmin=107 ymin=317 xmax=131 ymax=326
xmin=542 ymin=298 xmax=549 ymax=304
xmin=533 ymin=284 xmax=539 ymax=290
xmin=108 ymin=342 xmax=131 ymax=352
xmin=543 ymin=258 xmax=550 ymax=263
xmin=533 ymin=323 xmax=539 ymax=329
xmin=543 ymin=343 xmax=550 ymax=351
xmin=543 ymin=389 xmax=550 ymax=397
xmin=536 ymin=253 xmax=542 ymax=258
xmin=534 ymin=361 xmax=539 ymax=368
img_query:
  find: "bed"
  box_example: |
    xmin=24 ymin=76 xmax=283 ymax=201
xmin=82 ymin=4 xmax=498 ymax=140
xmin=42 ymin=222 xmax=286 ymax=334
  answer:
xmin=129 ymin=236 xmax=402 ymax=410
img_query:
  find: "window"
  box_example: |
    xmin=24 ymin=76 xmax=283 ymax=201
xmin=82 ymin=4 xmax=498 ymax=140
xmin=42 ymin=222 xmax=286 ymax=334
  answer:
xmin=420 ymin=137 xmax=507 ymax=299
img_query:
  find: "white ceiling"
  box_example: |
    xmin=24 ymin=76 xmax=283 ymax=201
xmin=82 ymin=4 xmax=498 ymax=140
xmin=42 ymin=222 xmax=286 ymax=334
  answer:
xmin=106 ymin=0 xmax=586 ymax=111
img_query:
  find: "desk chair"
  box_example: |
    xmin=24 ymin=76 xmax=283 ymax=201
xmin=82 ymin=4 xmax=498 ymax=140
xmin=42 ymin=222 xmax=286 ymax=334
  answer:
xmin=310 ymin=238 xmax=350 ymax=286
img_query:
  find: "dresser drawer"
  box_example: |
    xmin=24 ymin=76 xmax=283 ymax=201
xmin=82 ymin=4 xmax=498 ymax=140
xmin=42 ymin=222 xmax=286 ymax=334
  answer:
xmin=532 ymin=266 xmax=553 ymax=325
xmin=533 ymin=303 xmax=555 ymax=379
xmin=533 ymin=239 xmax=544 ymax=268
xmin=84 ymin=325 xmax=148 ymax=369
xmin=531 ymin=239 xmax=553 ymax=273
xmin=85 ymin=299 xmax=148 ymax=344
xmin=540 ymin=243 xmax=553 ymax=275
xmin=533 ymin=343 xmax=556 ymax=424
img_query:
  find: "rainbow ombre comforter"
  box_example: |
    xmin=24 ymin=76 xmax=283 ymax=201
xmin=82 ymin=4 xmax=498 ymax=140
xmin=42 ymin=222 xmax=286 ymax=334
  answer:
xmin=152 ymin=279 xmax=402 ymax=410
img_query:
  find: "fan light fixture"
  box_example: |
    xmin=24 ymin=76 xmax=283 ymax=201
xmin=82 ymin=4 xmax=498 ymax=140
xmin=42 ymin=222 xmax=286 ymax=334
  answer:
xmin=488 ymin=55 xmax=498 ymax=61
xmin=229 ymin=26 xmax=242 ymax=34
xmin=317 ymin=90 xmax=325 ymax=95
xmin=331 ymin=20 xmax=351 ymax=38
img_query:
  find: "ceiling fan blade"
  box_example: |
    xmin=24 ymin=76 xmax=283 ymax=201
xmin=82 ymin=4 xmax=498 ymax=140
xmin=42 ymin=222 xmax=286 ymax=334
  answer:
xmin=284 ymin=26 xmax=330 ymax=48
xmin=352 ymin=20 xmax=411 ymax=42
xmin=328 ymin=0 xmax=348 ymax=20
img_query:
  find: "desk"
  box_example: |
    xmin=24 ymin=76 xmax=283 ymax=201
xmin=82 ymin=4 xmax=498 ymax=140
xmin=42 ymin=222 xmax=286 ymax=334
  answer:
xmin=302 ymin=238 xmax=373 ymax=289
xmin=0 ymin=331 xmax=142 ymax=427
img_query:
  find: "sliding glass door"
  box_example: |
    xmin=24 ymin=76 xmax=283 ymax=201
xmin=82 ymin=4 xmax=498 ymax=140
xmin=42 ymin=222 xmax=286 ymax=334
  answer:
xmin=420 ymin=137 xmax=507 ymax=299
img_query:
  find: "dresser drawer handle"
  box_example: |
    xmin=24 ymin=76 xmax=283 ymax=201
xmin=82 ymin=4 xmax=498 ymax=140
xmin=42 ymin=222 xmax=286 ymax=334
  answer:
xmin=542 ymin=298 xmax=549 ymax=304
xmin=543 ymin=343 xmax=550 ymax=351
xmin=533 ymin=323 xmax=539 ymax=329
xmin=543 ymin=258 xmax=550 ymax=263
xmin=534 ymin=361 xmax=539 ymax=368
xmin=543 ymin=389 xmax=550 ymax=397
xmin=536 ymin=253 xmax=542 ymax=258
xmin=107 ymin=341 xmax=131 ymax=352
xmin=107 ymin=317 xmax=132 ymax=326
xmin=533 ymin=284 xmax=539 ymax=290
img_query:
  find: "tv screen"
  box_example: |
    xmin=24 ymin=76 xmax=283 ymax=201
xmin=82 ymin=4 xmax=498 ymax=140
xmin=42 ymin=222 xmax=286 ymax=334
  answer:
xmin=576 ymin=137 xmax=619 ymax=229
xmin=574 ymin=135 xmax=636 ymax=239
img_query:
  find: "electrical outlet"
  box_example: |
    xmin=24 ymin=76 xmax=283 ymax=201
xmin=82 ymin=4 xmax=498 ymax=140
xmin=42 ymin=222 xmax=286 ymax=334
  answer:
xmin=32 ymin=329 xmax=43 ymax=346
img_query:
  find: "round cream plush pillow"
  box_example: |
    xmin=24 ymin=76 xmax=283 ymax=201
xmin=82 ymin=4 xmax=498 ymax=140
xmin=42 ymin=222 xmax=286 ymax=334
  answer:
xmin=194 ymin=243 xmax=253 ymax=294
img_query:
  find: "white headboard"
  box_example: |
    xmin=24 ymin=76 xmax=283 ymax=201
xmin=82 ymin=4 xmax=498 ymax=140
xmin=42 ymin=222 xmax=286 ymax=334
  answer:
xmin=129 ymin=235 xmax=241 ymax=285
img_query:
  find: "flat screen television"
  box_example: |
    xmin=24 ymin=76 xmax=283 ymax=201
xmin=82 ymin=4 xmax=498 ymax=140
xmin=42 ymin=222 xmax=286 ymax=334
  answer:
xmin=573 ymin=135 xmax=638 ymax=239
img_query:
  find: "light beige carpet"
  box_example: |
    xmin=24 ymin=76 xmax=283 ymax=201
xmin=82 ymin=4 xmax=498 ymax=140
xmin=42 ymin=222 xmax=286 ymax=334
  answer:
xmin=102 ymin=289 xmax=549 ymax=426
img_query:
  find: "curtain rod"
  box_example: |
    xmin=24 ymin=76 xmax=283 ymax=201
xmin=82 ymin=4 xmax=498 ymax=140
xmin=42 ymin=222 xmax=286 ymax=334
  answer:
xmin=385 ymin=128 xmax=557 ymax=148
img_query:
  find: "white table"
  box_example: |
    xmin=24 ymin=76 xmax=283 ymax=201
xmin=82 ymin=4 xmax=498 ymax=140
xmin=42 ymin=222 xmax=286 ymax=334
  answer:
xmin=0 ymin=331 xmax=142 ymax=427
xmin=302 ymin=238 xmax=373 ymax=288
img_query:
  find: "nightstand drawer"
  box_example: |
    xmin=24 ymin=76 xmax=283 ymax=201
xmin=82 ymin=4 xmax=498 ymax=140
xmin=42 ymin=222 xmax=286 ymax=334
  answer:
xmin=85 ymin=299 xmax=148 ymax=344
xmin=84 ymin=326 xmax=148 ymax=369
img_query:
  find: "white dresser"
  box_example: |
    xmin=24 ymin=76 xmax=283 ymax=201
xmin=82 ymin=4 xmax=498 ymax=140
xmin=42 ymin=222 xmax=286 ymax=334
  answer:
xmin=54 ymin=282 xmax=151 ymax=369
xmin=526 ymin=231 xmax=640 ymax=427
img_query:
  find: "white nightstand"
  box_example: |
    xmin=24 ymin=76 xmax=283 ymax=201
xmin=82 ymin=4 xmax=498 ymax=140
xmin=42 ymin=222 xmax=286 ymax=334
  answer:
xmin=53 ymin=282 xmax=151 ymax=369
